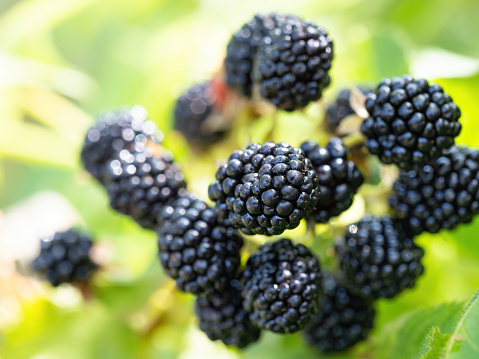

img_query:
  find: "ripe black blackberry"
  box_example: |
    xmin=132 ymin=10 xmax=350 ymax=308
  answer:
xmin=195 ymin=278 xmax=261 ymax=348
xmin=389 ymin=146 xmax=479 ymax=235
xmin=242 ymin=238 xmax=322 ymax=334
xmin=104 ymin=149 xmax=187 ymax=229
xmin=303 ymin=273 xmax=375 ymax=353
xmin=174 ymin=81 xmax=228 ymax=146
xmin=224 ymin=13 xmax=290 ymax=97
xmin=336 ymin=216 xmax=424 ymax=300
xmin=81 ymin=106 xmax=162 ymax=182
xmin=157 ymin=195 xmax=243 ymax=297
xmin=325 ymin=87 xmax=373 ymax=131
xmin=361 ymin=75 xmax=462 ymax=169
xmin=254 ymin=16 xmax=333 ymax=111
xmin=300 ymin=138 xmax=363 ymax=223
xmin=208 ymin=142 xmax=321 ymax=236
xmin=31 ymin=229 xmax=97 ymax=287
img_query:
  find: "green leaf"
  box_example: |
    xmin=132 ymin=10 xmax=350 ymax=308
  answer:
xmin=443 ymin=291 xmax=479 ymax=358
xmin=419 ymin=327 xmax=450 ymax=359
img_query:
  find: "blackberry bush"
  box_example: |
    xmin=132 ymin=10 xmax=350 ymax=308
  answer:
xmin=336 ymin=215 xmax=425 ymax=300
xmin=361 ymin=75 xmax=462 ymax=169
xmin=254 ymin=15 xmax=333 ymax=111
xmin=31 ymin=229 xmax=97 ymax=287
xmin=242 ymin=238 xmax=322 ymax=334
xmin=174 ymin=81 xmax=229 ymax=146
xmin=208 ymin=141 xmax=321 ymax=236
xmin=81 ymin=106 xmax=162 ymax=182
xmin=301 ymin=138 xmax=363 ymax=223
xmin=389 ymin=146 xmax=479 ymax=235
xmin=157 ymin=195 xmax=243 ymax=297
xmin=104 ymin=149 xmax=187 ymax=229
xmin=303 ymin=273 xmax=375 ymax=353
xmin=195 ymin=278 xmax=261 ymax=348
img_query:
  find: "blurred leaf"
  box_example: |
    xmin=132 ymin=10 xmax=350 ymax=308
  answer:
xmin=0 ymin=0 xmax=96 ymax=47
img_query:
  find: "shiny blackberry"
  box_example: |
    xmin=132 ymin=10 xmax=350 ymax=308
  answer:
xmin=224 ymin=13 xmax=289 ymax=97
xmin=31 ymin=229 xmax=97 ymax=287
xmin=326 ymin=88 xmax=373 ymax=131
xmin=301 ymin=138 xmax=363 ymax=223
xmin=242 ymin=238 xmax=322 ymax=334
xmin=254 ymin=16 xmax=333 ymax=111
xmin=361 ymin=75 xmax=462 ymax=169
xmin=157 ymin=195 xmax=243 ymax=297
xmin=208 ymin=142 xmax=321 ymax=236
xmin=336 ymin=216 xmax=424 ymax=300
xmin=195 ymin=278 xmax=261 ymax=348
xmin=81 ymin=106 xmax=162 ymax=182
xmin=303 ymin=273 xmax=375 ymax=353
xmin=390 ymin=146 xmax=479 ymax=235
xmin=174 ymin=81 xmax=228 ymax=146
xmin=104 ymin=149 xmax=187 ymax=229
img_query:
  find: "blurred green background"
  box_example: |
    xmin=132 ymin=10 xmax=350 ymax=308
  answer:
xmin=1 ymin=0 xmax=479 ymax=358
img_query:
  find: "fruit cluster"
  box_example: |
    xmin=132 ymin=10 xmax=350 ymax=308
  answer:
xmin=30 ymin=11 xmax=475 ymax=354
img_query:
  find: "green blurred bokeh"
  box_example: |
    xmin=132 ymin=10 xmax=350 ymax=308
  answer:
xmin=0 ymin=0 xmax=479 ymax=358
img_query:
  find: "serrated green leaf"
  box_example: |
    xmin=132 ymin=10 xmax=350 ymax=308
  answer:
xmin=443 ymin=291 xmax=479 ymax=358
xmin=419 ymin=327 xmax=450 ymax=359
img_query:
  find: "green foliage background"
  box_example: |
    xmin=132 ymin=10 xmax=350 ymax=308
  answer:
xmin=1 ymin=0 xmax=479 ymax=358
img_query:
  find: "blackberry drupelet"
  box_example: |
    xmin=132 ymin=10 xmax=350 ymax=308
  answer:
xmin=31 ymin=229 xmax=97 ymax=287
xmin=326 ymin=88 xmax=373 ymax=131
xmin=174 ymin=81 xmax=228 ymax=146
xmin=104 ymin=149 xmax=187 ymax=229
xmin=254 ymin=16 xmax=334 ymax=111
xmin=208 ymin=142 xmax=321 ymax=236
xmin=195 ymin=278 xmax=261 ymax=348
xmin=303 ymin=273 xmax=375 ymax=353
xmin=81 ymin=106 xmax=162 ymax=182
xmin=242 ymin=238 xmax=322 ymax=334
xmin=361 ymin=75 xmax=462 ymax=169
xmin=157 ymin=195 xmax=243 ymax=297
xmin=336 ymin=215 xmax=424 ymax=300
xmin=301 ymin=138 xmax=363 ymax=223
xmin=224 ymin=13 xmax=289 ymax=97
xmin=389 ymin=146 xmax=479 ymax=235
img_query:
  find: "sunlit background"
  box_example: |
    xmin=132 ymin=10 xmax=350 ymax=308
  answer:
xmin=1 ymin=0 xmax=479 ymax=358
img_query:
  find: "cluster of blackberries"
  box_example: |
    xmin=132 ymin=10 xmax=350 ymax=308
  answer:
xmin=30 ymin=10 xmax=477 ymax=357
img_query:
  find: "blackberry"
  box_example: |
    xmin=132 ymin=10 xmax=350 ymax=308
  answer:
xmin=157 ymin=195 xmax=243 ymax=297
xmin=389 ymin=146 xmax=479 ymax=235
xmin=303 ymin=273 xmax=375 ymax=353
xmin=242 ymin=238 xmax=322 ymax=333
xmin=326 ymin=88 xmax=373 ymax=131
xmin=195 ymin=278 xmax=261 ymax=348
xmin=174 ymin=81 xmax=228 ymax=146
xmin=208 ymin=142 xmax=321 ymax=236
xmin=104 ymin=149 xmax=187 ymax=229
xmin=336 ymin=216 xmax=424 ymax=300
xmin=254 ymin=16 xmax=333 ymax=111
xmin=224 ymin=13 xmax=289 ymax=97
xmin=361 ymin=75 xmax=462 ymax=169
xmin=81 ymin=106 xmax=163 ymax=182
xmin=301 ymin=138 xmax=363 ymax=223
xmin=31 ymin=229 xmax=97 ymax=287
